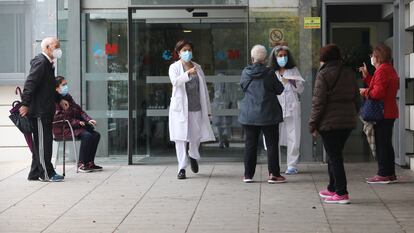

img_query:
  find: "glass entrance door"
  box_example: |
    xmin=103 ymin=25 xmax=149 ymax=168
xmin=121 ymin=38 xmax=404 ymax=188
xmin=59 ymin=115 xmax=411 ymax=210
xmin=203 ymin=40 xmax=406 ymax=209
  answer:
xmin=128 ymin=7 xmax=248 ymax=163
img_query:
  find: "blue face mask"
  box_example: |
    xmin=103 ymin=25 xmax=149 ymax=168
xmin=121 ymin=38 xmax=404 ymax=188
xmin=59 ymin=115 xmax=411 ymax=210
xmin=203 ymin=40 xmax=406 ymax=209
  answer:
xmin=180 ymin=51 xmax=193 ymax=62
xmin=277 ymin=56 xmax=288 ymax=67
xmin=60 ymin=84 xmax=69 ymax=96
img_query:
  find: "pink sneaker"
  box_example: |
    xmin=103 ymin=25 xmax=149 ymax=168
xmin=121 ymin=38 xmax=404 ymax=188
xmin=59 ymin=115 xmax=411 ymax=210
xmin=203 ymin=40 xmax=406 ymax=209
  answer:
xmin=366 ymin=175 xmax=392 ymax=184
xmin=319 ymin=189 xmax=335 ymax=198
xmin=324 ymin=194 xmax=350 ymax=204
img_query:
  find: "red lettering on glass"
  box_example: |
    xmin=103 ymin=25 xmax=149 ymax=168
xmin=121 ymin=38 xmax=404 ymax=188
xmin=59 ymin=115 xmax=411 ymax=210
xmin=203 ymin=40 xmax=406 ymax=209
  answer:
xmin=172 ymin=51 xmax=179 ymax=60
xmin=227 ymin=50 xmax=240 ymax=60
xmin=105 ymin=43 xmax=119 ymax=55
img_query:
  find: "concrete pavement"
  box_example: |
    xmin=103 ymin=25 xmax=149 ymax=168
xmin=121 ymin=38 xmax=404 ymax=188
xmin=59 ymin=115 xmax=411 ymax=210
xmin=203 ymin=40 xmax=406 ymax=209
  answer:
xmin=1 ymin=157 xmax=414 ymax=233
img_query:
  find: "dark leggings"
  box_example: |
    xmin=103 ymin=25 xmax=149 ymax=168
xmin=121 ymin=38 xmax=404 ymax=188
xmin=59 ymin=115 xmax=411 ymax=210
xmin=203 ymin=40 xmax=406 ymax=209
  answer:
xmin=78 ymin=130 xmax=100 ymax=164
xmin=374 ymin=119 xmax=395 ymax=177
xmin=319 ymin=129 xmax=352 ymax=196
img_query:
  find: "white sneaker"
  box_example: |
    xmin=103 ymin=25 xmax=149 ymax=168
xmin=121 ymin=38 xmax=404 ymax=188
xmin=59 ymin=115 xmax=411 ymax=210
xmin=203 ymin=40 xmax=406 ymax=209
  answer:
xmin=285 ymin=167 xmax=298 ymax=175
xmin=243 ymin=177 xmax=253 ymax=183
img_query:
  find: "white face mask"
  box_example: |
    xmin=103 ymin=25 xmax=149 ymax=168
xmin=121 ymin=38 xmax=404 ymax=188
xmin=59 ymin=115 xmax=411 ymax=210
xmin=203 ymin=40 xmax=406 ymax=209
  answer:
xmin=370 ymin=57 xmax=375 ymax=66
xmin=52 ymin=48 xmax=62 ymax=59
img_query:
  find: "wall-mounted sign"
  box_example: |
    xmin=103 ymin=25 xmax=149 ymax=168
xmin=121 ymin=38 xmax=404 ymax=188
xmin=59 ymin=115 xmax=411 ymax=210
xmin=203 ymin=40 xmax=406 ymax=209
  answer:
xmin=269 ymin=29 xmax=284 ymax=46
xmin=304 ymin=17 xmax=321 ymax=29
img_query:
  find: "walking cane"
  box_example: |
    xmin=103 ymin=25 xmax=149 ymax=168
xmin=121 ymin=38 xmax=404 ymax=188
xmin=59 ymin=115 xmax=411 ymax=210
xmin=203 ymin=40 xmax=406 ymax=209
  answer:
xmin=61 ymin=122 xmax=66 ymax=177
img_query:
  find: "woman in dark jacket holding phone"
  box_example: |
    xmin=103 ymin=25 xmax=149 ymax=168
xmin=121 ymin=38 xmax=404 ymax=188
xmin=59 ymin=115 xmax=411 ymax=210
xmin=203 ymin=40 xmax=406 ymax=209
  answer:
xmin=309 ymin=44 xmax=360 ymax=204
xmin=53 ymin=76 xmax=102 ymax=173
xmin=239 ymin=44 xmax=285 ymax=184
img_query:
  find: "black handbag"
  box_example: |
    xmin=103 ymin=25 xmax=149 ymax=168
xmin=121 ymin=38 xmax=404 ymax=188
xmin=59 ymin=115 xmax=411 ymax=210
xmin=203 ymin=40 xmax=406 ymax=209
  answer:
xmin=9 ymin=100 xmax=34 ymax=134
xmin=360 ymin=98 xmax=384 ymax=122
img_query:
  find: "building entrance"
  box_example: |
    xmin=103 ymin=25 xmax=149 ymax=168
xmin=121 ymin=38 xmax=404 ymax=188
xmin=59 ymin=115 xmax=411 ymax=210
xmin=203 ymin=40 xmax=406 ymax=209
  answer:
xmin=322 ymin=1 xmax=400 ymax=163
xmin=128 ymin=7 xmax=248 ymax=163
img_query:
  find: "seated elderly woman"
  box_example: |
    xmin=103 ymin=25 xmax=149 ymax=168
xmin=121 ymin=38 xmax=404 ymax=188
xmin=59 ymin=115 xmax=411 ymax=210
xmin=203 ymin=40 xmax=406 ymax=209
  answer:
xmin=238 ymin=45 xmax=285 ymax=183
xmin=53 ymin=76 xmax=102 ymax=172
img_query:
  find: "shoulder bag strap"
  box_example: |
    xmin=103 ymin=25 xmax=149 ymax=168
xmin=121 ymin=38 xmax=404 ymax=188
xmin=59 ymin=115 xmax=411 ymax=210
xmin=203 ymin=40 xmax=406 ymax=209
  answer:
xmin=327 ymin=65 xmax=343 ymax=95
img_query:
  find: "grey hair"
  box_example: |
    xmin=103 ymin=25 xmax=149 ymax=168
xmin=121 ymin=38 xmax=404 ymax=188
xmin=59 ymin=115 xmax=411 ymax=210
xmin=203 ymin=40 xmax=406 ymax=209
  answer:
xmin=40 ymin=37 xmax=58 ymax=52
xmin=250 ymin=44 xmax=267 ymax=63
xmin=273 ymin=45 xmax=290 ymax=55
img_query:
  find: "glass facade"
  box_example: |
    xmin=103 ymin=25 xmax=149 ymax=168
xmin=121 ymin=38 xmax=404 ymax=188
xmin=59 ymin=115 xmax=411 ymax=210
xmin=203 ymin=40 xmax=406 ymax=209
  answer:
xmin=0 ymin=11 xmax=25 ymax=73
xmin=49 ymin=0 xmax=407 ymax=166
xmin=123 ymin=1 xmax=322 ymax=163
xmin=130 ymin=0 xmax=248 ymax=6
xmin=129 ymin=8 xmax=248 ymax=161
xmin=1 ymin=0 xmax=410 ymax=166
xmin=81 ymin=11 xmax=128 ymax=157
xmin=248 ymin=1 xmax=321 ymax=162
xmin=0 ymin=0 xmax=56 ymax=83
xmin=74 ymin=1 xmax=322 ymax=162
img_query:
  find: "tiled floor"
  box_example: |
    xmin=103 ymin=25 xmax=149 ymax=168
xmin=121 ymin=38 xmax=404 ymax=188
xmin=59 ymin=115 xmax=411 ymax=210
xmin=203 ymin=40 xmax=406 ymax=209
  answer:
xmin=0 ymin=159 xmax=413 ymax=233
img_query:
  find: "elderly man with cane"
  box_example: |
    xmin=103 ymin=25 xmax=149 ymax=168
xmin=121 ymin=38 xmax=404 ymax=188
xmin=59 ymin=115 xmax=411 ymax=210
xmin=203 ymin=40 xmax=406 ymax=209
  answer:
xmin=20 ymin=37 xmax=68 ymax=182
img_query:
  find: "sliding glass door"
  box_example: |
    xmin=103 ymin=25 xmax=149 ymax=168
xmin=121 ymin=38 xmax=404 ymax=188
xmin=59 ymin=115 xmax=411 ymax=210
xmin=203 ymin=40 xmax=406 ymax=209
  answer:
xmin=128 ymin=7 xmax=248 ymax=163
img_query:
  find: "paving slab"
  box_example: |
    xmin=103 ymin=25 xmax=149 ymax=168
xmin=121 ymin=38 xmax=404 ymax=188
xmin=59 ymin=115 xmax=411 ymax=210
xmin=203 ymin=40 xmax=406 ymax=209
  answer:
xmin=0 ymin=159 xmax=413 ymax=233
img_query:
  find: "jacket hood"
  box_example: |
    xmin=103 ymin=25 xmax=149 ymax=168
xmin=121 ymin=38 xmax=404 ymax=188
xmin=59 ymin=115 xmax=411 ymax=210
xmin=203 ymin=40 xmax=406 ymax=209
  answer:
xmin=244 ymin=63 xmax=270 ymax=79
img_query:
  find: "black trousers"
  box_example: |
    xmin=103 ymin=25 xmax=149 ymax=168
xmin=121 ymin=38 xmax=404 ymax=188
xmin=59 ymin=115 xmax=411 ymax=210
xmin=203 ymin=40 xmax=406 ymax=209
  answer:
xmin=28 ymin=116 xmax=56 ymax=180
xmin=374 ymin=119 xmax=395 ymax=177
xmin=78 ymin=129 xmax=100 ymax=164
xmin=319 ymin=129 xmax=352 ymax=196
xmin=243 ymin=124 xmax=280 ymax=178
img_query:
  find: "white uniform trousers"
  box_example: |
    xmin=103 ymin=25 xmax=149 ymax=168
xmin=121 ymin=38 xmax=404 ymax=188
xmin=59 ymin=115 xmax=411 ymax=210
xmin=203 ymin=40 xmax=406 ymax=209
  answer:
xmin=174 ymin=111 xmax=202 ymax=172
xmin=280 ymin=114 xmax=301 ymax=169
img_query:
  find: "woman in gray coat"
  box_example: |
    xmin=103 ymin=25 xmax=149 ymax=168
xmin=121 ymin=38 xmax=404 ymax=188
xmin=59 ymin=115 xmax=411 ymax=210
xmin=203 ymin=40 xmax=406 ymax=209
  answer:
xmin=239 ymin=45 xmax=285 ymax=183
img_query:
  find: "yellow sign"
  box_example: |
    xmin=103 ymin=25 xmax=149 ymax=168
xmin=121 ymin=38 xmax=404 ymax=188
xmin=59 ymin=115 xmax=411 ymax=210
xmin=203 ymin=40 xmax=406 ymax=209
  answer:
xmin=304 ymin=17 xmax=321 ymax=29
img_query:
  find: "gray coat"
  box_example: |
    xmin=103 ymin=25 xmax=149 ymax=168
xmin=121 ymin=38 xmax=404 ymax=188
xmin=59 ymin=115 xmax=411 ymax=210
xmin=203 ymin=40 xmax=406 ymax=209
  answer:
xmin=238 ymin=63 xmax=284 ymax=126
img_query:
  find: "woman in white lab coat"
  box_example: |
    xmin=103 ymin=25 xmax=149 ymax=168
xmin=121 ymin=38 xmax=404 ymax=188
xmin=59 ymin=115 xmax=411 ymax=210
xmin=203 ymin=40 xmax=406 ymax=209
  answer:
xmin=269 ymin=45 xmax=304 ymax=174
xmin=168 ymin=39 xmax=215 ymax=179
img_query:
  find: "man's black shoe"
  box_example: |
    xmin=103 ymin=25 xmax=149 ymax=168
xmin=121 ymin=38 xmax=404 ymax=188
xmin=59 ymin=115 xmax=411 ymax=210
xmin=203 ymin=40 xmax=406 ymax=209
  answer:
xmin=28 ymin=177 xmax=40 ymax=181
xmin=189 ymin=157 xmax=199 ymax=173
xmin=177 ymin=169 xmax=186 ymax=179
xmin=224 ymin=140 xmax=230 ymax=148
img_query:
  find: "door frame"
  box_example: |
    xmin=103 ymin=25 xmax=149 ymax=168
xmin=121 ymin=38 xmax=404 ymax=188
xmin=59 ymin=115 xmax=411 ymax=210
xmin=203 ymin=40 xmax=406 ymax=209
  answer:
xmin=127 ymin=5 xmax=249 ymax=164
xmin=321 ymin=0 xmax=406 ymax=166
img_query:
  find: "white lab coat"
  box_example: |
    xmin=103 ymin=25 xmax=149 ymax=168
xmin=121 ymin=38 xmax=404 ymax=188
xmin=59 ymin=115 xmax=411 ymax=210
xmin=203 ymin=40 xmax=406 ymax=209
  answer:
xmin=276 ymin=67 xmax=304 ymax=119
xmin=276 ymin=67 xmax=304 ymax=169
xmin=168 ymin=60 xmax=215 ymax=142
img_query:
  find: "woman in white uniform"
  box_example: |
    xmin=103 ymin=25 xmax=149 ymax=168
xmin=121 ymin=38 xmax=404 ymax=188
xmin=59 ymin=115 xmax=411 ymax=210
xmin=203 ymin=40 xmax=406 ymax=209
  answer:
xmin=168 ymin=39 xmax=215 ymax=179
xmin=269 ymin=45 xmax=304 ymax=174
